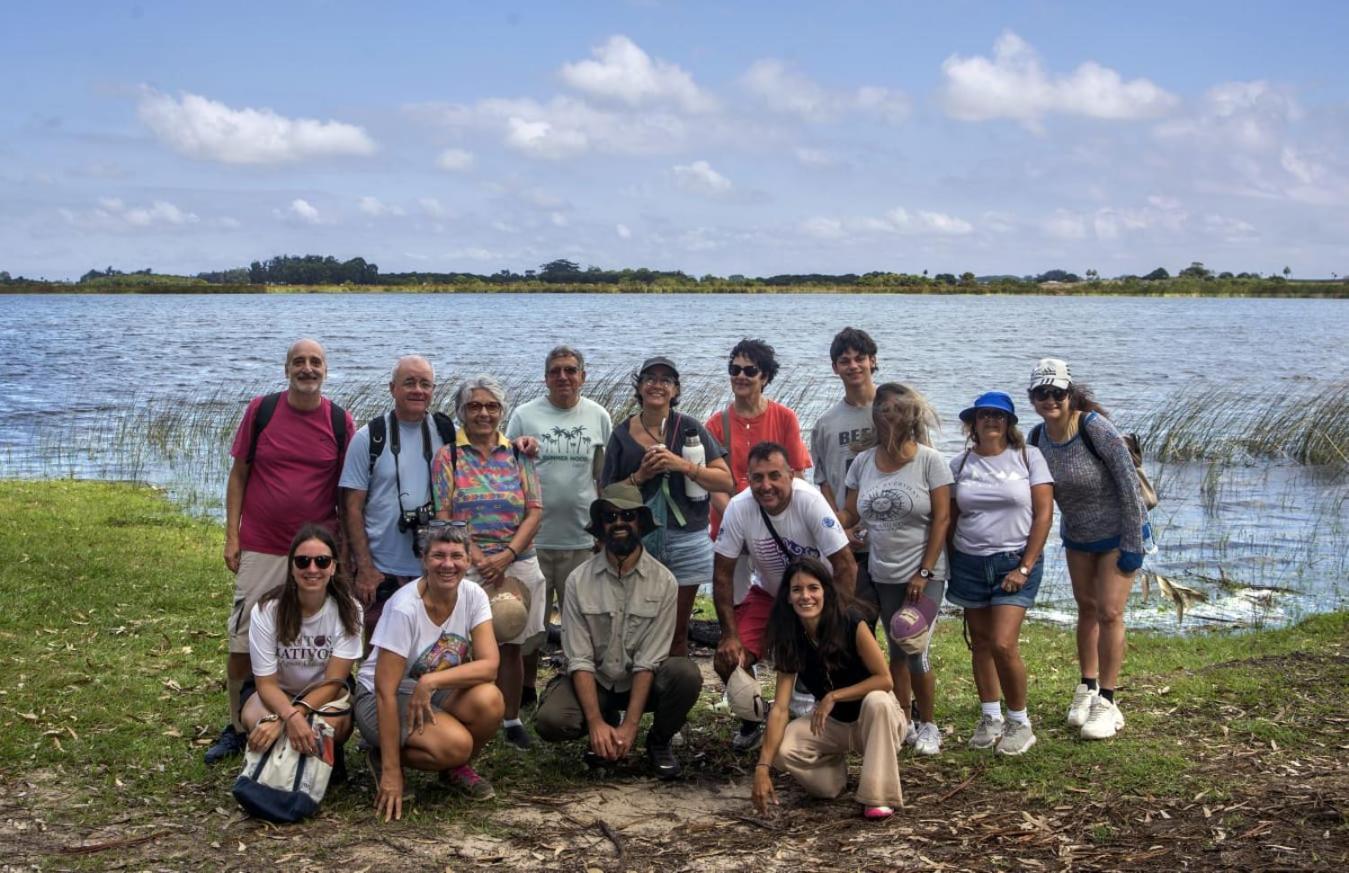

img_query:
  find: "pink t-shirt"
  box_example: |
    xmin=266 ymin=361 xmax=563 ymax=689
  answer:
xmin=705 ymin=400 xmax=811 ymax=539
xmin=229 ymin=395 xmax=355 ymax=555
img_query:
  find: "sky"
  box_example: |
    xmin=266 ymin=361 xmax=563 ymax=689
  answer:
xmin=3 ymin=1 xmax=1347 ymax=280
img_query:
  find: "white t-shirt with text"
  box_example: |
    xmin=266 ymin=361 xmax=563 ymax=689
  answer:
xmin=714 ymin=480 xmax=850 ymax=597
xmin=249 ymin=597 xmax=363 ymax=696
xmin=845 ymin=445 xmax=954 ymax=584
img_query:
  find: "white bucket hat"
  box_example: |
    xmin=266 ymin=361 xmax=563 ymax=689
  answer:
xmin=725 ymin=667 xmax=766 ymax=722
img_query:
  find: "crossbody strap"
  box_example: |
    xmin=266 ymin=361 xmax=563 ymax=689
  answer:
xmin=757 ymin=504 xmax=792 ymax=560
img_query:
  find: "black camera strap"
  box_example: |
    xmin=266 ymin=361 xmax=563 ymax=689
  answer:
xmin=389 ymin=412 xmax=438 ymax=517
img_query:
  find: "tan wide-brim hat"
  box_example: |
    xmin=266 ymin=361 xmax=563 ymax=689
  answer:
xmin=489 ymin=575 xmax=532 ymax=642
xmin=725 ymin=666 xmax=766 ymax=722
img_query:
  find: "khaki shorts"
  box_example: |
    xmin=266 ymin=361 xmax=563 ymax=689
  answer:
xmin=228 ymin=550 xmax=289 ymax=654
xmin=525 ymin=547 xmax=592 ymax=654
xmin=468 ymin=554 xmax=546 ymax=647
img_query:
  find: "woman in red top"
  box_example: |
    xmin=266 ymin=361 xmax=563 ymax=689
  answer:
xmin=705 ymin=339 xmax=812 ymax=606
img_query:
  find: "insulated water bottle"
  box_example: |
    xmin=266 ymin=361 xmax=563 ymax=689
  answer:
xmin=682 ymin=428 xmax=707 ymax=500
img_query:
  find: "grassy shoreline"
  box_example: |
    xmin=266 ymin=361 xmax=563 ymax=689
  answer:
xmin=2 ymin=479 xmax=1345 ymax=870
xmin=5 ymin=279 xmax=1348 ymax=298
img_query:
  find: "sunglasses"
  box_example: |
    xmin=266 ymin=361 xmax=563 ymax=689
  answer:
xmin=601 ymin=509 xmax=641 ymax=524
xmin=293 ymin=554 xmax=334 ymax=570
xmin=1031 ymin=387 xmax=1069 ymax=402
xmin=728 ymin=363 xmax=762 ymax=378
xmin=975 ymin=408 xmax=1008 ymax=420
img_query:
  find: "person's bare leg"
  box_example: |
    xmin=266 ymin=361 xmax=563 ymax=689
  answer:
xmin=1066 ymin=550 xmax=1101 ymax=681
xmin=965 ymin=608 xmax=1002 ymax=705
xmin=497 ymin=643 xmax=524 ymax=720
xmin=1095 ymin=554 xmax=1134 ymax=690
xmin=670 ymin=586 xmax=697 ymax=656
xmin=988 ymin=605 xmax=1029 ymax=711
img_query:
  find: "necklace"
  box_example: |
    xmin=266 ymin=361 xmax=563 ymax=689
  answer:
xmin=639 ymin=413 xmax=667 ymax=445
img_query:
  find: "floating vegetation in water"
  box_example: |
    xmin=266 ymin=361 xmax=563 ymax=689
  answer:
xmin=1140 ymin=571 xmax=1209 ymax=626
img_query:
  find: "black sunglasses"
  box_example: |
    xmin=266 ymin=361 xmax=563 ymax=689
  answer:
xmin=601 ymin=509 xmax=641 ymax=524
xmin=1030 ymin=386 xmax=1068 ymax=402
xmin=728 ymin=363 xmax=761 ymax=378
xmin=293 ymin=554 xmax=334 ymax=570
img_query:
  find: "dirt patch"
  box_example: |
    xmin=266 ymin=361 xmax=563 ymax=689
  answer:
xmin=4 ymin=648 xmax=1347 ymax=872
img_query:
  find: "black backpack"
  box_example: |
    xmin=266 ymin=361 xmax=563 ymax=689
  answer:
xmin=367 ymin=411 xmax=458 ymax=478
xmin=247 ymin=392 xmax=349 ymax=464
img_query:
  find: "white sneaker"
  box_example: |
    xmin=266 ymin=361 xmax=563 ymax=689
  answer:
xmin=968 ymin=714 xmax=1005 ymax=750
xmin=1066 ymin=684 xmax=1096 ymax=727
xmin=903 ymin=721 xmax=918 ymax=746
xmin=996 ymin=720 xmax=1037 ymax=755
xmin=1080 ymin=697 xmax=1124 ymax=740
xmin=913 ymin=721 xmax=942 ymax=756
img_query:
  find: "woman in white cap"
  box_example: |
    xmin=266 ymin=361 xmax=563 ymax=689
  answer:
xmin=947 ymin=391 xmax=1053 ymax=755
xmin=355 ymin=523 xmax=504 ymax=821
xmin=600 ymin=356 xmax=733 ymax=657
xmin=839 ymin=382 xmax=951 ymax=756
xmin=1026 ymin=359 xmax=1148 ymax=740
xmin=752 ymin=557 xmax=903 ymax=820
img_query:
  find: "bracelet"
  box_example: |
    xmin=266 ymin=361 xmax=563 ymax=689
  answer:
xmin=755 ymin=763 xmax=770 ymax=770
xmin=503 ymin=544 xmax=518 ymax=560
xmin=258 ymin=714 xmax=280 ymax=724
xmin=285 ymin=710 xmax=306 ymax=723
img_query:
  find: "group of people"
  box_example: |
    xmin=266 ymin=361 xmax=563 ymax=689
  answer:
xmin=209 ymin=328 xmax=1150 ymax=822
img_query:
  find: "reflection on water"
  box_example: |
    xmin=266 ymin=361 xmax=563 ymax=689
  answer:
xmin=2 ymin=292 xmax=1346 ymax=630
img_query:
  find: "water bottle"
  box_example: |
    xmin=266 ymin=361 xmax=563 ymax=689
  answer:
xmin=682 ymin=428 xmax=707 ymax=500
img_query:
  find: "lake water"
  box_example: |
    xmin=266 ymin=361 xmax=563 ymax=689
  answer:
xmin=2 ymin=292 xmax=1346 ymax=629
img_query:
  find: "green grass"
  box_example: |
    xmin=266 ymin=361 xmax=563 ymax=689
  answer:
xmin=1 ymin=479 xmax=1345 ymax=830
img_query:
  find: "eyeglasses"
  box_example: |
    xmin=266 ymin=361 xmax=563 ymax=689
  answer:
xmin=601 ymin=509 xmax=641 ymax=524
xmin=547 ymin=365 xmax=580 ymax=377
xmin=641 ymin=374 xmax=677 ymax=386
xmin=398 ymin=378 xmax=434 ymax=391
xmin=1030 ymin=387 xmax=1068 ymax=402
xmin=728 ymin=364 xmax=761 ymax=378
xmin=427 ymin=519 xmax=469 ymax=530
xmin=464 ymin=401 xmax=503 ymax=414
xmin=293 ymin=554 xmax=334 ymax=570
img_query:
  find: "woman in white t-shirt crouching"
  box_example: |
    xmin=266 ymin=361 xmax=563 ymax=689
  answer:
xmin=946 ymin=392 xmax=1053 ymax=756
xmin=839 ymin=383 xmax=952 ymax=756
xmin=244 ymin=524 xmax=363 ymax=773
xmin=354 ymin=522 xmax=504 ymax=822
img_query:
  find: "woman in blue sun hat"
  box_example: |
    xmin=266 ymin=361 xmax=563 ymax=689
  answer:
xmin=946 ymin=391 xmax=1053 ymax=756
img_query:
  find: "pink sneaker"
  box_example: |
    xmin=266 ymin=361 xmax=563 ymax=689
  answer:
xmin=863 ymin=805 xmax=894 ymax=820
xmin=440 ymin=764 xmax=496 ymax=801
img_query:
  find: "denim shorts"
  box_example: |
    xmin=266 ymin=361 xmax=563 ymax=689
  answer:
xmin=655 ymin=524 xmax=714 ymax=588
xmin=946 ymin=549 xmax=1043 ymax=610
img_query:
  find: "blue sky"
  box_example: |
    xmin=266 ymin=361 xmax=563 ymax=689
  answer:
xmin=3 ymin=1 xmax=1346 ymax=280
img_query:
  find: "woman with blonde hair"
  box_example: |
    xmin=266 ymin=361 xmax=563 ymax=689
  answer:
xmin=839 ymin=383 xmax=951 ymax=756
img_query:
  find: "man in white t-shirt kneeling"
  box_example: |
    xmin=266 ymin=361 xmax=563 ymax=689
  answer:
xmin=712 ymin=442 xmax=857 ymax=751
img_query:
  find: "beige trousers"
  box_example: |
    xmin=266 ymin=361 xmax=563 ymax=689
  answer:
xmin=773 ymin=689 xmax=906 ymax=807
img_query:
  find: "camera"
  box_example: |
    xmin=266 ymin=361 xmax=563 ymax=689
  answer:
xmin=398 ymin=502 xmax=436 ymax=557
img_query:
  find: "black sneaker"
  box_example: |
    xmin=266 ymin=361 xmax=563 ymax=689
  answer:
xmin=503 ymin=722 xmax=533 ymax=750
xmin=519 ymin=686 xmax=538 ymax=710
xmin=646 ymin=741 xmax=681 ymax=780
xmin=582 ymin=749 xmax=608 ymax=770
xmin=203 ymin=724 xmax=245 ymax=764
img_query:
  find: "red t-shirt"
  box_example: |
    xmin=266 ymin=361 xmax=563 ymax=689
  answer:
xmin=704 ymin=400 xmax=811 ymax=538
xmin=229 ymin=395 xmax=355 ymax=555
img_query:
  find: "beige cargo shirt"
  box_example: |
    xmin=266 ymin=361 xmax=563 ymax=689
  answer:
xmin=560 ymin=549 xmax=678 ymax=693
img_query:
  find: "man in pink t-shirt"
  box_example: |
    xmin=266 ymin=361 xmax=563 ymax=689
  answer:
xmin=205 ymin=338 xmax=355 ymax=764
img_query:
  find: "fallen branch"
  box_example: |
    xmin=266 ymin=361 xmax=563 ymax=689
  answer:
xmin=596 ymin=818 xmax=624 ymax=859
xmin=58 ymin=830 xmax=170 ymax=856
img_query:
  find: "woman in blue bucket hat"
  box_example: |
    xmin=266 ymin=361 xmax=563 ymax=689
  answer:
xmin=947 ymin=391 xmax=1053 ymax=755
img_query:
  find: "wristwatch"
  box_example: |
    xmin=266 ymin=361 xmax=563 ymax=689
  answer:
xmin=917 ymin=568 xmax=934 ymax=580
xmin=1018 ymin=565 xmax=1031 ymax=577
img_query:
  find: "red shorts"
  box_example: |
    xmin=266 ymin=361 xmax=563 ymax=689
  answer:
xmin=734 ymin=585 xmax=776 ymax=660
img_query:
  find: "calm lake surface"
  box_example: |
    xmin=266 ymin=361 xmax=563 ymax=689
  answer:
xmin=2 ymin=292 xmax=1346 ymax=628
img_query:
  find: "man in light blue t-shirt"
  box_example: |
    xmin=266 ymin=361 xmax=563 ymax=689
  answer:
xmin=505 ymin=345 xmax=613 ymax=706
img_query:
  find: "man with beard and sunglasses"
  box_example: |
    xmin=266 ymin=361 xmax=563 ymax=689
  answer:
xmin=207 ymin=338 xmax=355 ymax=765
xmin=534 ymin=483 xmax=702 ymax=779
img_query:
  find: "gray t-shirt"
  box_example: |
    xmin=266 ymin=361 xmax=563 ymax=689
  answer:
xmin=809 ymin=398 xmax=874 ymax=506
xmin=950 ymin=446 xmax=1053 ymax=556
xmin=844 ymin=445 xmax=953 ymax=584
xmin=506 ymin=396 xmax=612 ymax=549
xmin=339 ymin=414 xmax=446 ymax=577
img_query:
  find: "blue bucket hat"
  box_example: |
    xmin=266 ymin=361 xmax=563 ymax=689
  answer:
xmin=959 ymin=391 xmax=1018 ymax=425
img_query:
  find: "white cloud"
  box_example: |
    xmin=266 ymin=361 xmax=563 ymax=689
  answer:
xmin=793 ymin=147 xmax=835 ymax=167
xmin=136 ymin=88 xmax=377 ymax=164
xmin=418 ymin=197 xmax=446 ymax=218
xmin=673 ymin=160 xmax=733 ymax=197
xmin=800 ymin=206 xmax=973 ymax=240
xmin=742 ymin=59 xmax=909 ymax=123
xmin=885 ymin=208 xmax=973 ymax=235
xmin=1044 ymin=210 xmax=1088 ymax=240
xmin=504 ymin=115 xmax=591 ymax=159
xmin=615 ymin=223 xmax=632 ymax=239
xmin=59 ymin=197 xmax=199 ymax=231
xmin=939 ymin=32 xmax=1178 ymax=125
xmin=559 ymin=35 xmax=714 ymax=112
xmin=800 ymin=216 xmax=846 ymax=240
xmin=359 ymin=196 xmax=404 ymax=217
xmin=1155 ymin=81 xmax=1300 ymax=152
xmin=436 ymin=148 xmax=475 ymax=171
xmin=289 ymin=198 xmax=322 ymax=224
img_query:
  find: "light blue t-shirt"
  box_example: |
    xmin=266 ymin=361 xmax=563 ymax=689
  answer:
xmin=339 ymin=414 xmax=446 ymax=577
xmin=506 ymin=396 xmax=612 ymax=549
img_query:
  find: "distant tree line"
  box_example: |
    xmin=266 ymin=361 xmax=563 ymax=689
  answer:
xmin=0 ymin=257 xmax=1342 ymax=291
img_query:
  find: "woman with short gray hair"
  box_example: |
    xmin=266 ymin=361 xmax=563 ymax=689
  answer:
xmin=432 ymin=375 xmax=544 ymax=751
